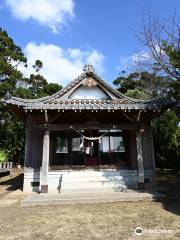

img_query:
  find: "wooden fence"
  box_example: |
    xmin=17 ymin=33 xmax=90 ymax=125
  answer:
xmin=0 ymin=162 xmax=13 ymax=173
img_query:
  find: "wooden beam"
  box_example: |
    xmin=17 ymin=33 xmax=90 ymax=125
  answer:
xmin=48 ymin=123 xmax=137 ymax=131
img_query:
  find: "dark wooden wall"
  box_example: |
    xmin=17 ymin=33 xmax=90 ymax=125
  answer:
xmin=24 ymin=114 xmax=155 ymax=171
xmin=141 ymin=125 xmax=155 ymax=170
xmin=24 ymin=116 xmax=43 ymax=170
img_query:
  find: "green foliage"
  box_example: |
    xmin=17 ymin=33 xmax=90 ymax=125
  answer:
xmin=33 ymin=59 xmax=43 ymax=72
xmin=28 ymin=73 xmax=47 ymax=97
xmin=0 ymin=28 xmax=62 ymax=100
xmin=13 ymin=87 xmax=35 ymax=99
xmin=161 ymin=40 xmax=180 ymax=80
xmin=0 ymin=28 xmax=62 ymax=164
xmin=140 ymin=12 xmax=180 ymax=100
xmin=153 ymin=111 xmax=180 ymax=169
xmin=113 ymin=71 xmax=168 ymax=99
xmin=160 ymin=41 xmax=180 ymax=99
xmin=0 ymin=82 xmax=14 ymax=98
xmin=0 ymin=150 xmax=8 ymax=162
xmin=113 ymin=70 xmax=179 ymax=170
xmin=43 ymin=83 xmax=62 ymax=96
xmin=125 ymin=89 xmax=148 ymax=100
xmin=0 ymin=109 xmax=25 ymax=164
xmin=0 ymin=28 xmax=27 ymax=92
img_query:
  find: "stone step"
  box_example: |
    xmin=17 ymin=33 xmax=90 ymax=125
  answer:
xmin=47 ymin=170 xmax=137 ymax=178
xmin=45 ymin=173 xmax=127 ymax=192
xmin=53 ymin=175 xmax=124 ymax=182
xmin=61 ymin=180 xmax=126 ymax=188
xmin=48 ymin=179 xmax=126 ymax=190
xmin=21 ymin=190 xmax=157 ymax=206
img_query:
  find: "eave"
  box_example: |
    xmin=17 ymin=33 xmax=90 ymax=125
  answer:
xmin=2 ymin=65 xmax=175 ymax=116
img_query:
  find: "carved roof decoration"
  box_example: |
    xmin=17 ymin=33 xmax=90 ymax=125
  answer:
xmin=82 ymin=77 xmax=97 ymax=87
xmin=3 ymin=65 xmax=173 ymax=111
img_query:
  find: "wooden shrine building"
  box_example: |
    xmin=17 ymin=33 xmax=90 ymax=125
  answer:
xmin=4 ymin=65 xmax=171 ymax=193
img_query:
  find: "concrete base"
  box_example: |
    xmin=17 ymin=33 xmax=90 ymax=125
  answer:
xmin=21 ymin=190 xmax=164 ymax=206
xmin=23 ymin=169 xmax=155 ymax=193
xmin=41 ymin=185 xmax=48 ymax=193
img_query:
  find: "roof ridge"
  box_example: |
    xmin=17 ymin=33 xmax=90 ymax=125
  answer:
xmin=6 ymin=72 xmax=85 ymax=104
xmin=2 ymin=68 xmax=168 ymax=105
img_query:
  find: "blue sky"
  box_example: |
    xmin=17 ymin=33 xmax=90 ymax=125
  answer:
xmin=1 ymin=0 xmax=180 ymax=86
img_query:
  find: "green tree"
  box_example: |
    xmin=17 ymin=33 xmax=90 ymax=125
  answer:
xmin=43 ymin=83 xmax=62 ymax=95
xmin=113 ymin=72 xmax=179 ymax=170
xmin=125 ymin=89 xmax=148 ymax=99
xmin=0 ymin=28 xmax=62 ymax=164
xmin=113 ymin=71 xmax=167 ymax=98
xmin=0 ymin=111 xmax=25 ymax=163
xmin=0 ymin=28 xmax=28 ymax=163
xmin=0 ymin=28 xmax=27 ymax=97
xmin=140 ymin=11 xmax=180 ymax=99
xmin=27 ymin=60 xmax=47 ymax=97
xmin=14 ymin=60 xmax=62 ymax=99
xmin=153 ymin=111 xmax=180 ymax=169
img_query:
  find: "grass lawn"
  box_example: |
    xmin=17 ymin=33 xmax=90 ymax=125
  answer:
xmin=0 ymin=169 xmax=180 ymax=240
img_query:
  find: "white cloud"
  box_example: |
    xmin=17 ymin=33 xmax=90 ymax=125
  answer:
xmin=21 ymin=42 xmax=105 ymax=86
xmin=86 ymin=50 xmax=105 ymax=74
xmin=5 ymin=0 xmax=75 ymax=33
xmin=117 ymin=51 xmax=152 ymax=73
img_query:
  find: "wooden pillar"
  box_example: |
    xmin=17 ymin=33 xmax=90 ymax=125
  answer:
xmin=108 ymin=134 xmax=112 ymax=168
xmin=149 ymin=126 xmax=156 ymax=189
xmin=149 ymin=126 xmax=155 ymax=170
xmin=24 ymin=115 xmax=32 ymax=169
xmin=41 ymin=128 xmax=50 ymax=193
xmin=136 ymin=128 xmax=144 ymax=189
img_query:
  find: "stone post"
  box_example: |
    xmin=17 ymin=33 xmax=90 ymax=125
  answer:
xmin=136 ymin=128 xmax=144 ymax=189
xmin=41 ymin=128 xmax=50 ymax=193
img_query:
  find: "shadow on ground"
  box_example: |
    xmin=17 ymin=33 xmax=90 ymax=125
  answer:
xmin=0 ymin=173 xmax=24 ymax=192
xmin=0 ymin=169 xmax=180 ymax=217
xmin=155 ymin=169 xmax=180 ymax=216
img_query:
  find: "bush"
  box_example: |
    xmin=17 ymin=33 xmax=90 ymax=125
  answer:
xmin=0 ymin=150 xmax=8 ymax=162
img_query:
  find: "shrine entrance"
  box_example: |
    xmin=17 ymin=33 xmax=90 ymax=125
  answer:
xmin=49 ymin=128 xmax=127 ymax=169
xmin=84 ymin=130 xmax=99 ymax=166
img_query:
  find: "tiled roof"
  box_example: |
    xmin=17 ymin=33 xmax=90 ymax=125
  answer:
xmin=2 ymin=65 xmax=173 ymax=111
xmin=4 ymin=98 xmax=171 ymax=111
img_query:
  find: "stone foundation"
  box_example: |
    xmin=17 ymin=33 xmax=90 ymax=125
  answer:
xmin=23 ymin=169 xmax=155 ymax=193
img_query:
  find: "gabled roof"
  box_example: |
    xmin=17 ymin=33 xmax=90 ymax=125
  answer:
xmin=3 ymin=65 xmax=172 ymax=111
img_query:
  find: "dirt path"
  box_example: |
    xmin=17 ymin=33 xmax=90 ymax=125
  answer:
xmin=0 ymin=169 xmax=179 ymax=240
xmin=0 ymin=169 xmax=25 ymax=204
